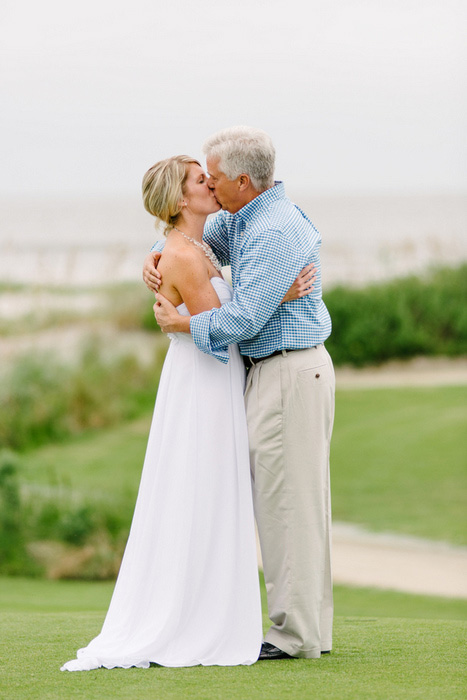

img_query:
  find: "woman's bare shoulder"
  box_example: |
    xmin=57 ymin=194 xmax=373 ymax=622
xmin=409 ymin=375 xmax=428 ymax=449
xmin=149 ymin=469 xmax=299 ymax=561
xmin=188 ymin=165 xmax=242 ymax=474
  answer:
xmin=158 ymin=241 xmax=211 ymax=303
xmin=159 ymin=239 xmax=220 ymax=313
xmin=160 ymin=240 xmax=207 ymax=276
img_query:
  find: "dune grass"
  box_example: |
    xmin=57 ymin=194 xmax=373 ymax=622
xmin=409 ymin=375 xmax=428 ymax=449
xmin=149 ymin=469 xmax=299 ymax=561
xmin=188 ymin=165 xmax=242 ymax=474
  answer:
xmin=0 ymin=282 xmax=158 ymax=336
xmin=5 ymin=264 xmax=466 ymax=362
xmin=0 ymin=344 xmax=164 ymax=452
xmin=324 ymin=264 xmax=467 ymax=365
xmin=1 ymin=576 xmax=466 ymax=700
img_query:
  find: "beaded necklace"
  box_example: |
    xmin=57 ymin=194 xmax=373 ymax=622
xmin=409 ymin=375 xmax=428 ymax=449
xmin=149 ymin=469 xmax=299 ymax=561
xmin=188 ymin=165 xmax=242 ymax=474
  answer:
xmin=173 ymin=227 xmax=222 ymax=273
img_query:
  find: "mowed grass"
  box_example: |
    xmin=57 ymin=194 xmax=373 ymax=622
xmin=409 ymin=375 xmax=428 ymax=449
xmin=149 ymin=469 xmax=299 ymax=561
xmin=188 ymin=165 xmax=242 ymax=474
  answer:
xmin=1 ymin=576 xmax=466 ymax=700
xmin=20 ymin=414 xmax=151 ymax=499
xmin=331 ymin=385 xmax=467 ymax=544
xmin=4 ymin=381 xmax=467 ymax=698
xmin=21 ymin=385 xmax=467 ymax=545
xmin=2 ymin=574 xmax=467 ymax=620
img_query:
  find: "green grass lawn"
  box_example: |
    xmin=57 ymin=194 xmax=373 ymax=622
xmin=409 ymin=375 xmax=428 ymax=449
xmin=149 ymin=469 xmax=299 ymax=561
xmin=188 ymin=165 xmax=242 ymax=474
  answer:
xmin=20 ymin=414 xmax=151 ymax=500
xmin=1 ymin=575 xmax=467 ymax=621
xmin=21 ymin=385 xmax=467 ymax=546
xmin=1 ymin=576 xmax=466 ymax=700
xmin=331 ymin=385 xmax=467 ymax=544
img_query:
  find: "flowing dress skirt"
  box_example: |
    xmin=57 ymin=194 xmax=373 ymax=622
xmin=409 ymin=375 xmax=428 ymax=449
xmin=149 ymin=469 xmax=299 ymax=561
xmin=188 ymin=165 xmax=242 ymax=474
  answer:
xmin=61 ymin=278 xmax=262 ymax=670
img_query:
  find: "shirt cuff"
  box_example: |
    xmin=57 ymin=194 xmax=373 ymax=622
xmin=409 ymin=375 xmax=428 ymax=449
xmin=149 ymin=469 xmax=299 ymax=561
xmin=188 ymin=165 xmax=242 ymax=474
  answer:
xmin=190 ymin=311 xmax=230 ymax=364
xmin=150 ymin=240 xmax=165 ymax=253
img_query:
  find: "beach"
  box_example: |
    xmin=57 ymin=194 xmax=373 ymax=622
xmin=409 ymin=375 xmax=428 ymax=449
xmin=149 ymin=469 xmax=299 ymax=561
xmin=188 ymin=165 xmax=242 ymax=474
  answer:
xmin=1 ymin=192 xmax=466 ymax=288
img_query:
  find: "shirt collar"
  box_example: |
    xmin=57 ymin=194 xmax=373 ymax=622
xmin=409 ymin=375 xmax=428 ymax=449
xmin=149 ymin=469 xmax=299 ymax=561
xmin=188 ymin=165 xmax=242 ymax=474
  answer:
xmin=234 ymin=181 xmax=285 ymax=222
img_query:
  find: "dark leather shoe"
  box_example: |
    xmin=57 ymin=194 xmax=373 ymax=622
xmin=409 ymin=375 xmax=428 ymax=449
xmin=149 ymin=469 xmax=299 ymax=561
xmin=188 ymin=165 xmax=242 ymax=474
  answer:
xmin=258 ymin=642 xmax=294 ymax=660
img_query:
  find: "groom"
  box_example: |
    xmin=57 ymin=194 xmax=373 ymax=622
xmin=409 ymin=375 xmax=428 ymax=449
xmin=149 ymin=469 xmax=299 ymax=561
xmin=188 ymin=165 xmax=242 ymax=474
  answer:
xmin=143 ymin=126 xmax=335 ymax=660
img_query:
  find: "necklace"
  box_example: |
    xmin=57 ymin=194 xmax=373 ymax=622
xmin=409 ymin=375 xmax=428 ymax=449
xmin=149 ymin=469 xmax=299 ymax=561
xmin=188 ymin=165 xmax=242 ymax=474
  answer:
xmin=173 ymin=226 xmax=222 ymax=272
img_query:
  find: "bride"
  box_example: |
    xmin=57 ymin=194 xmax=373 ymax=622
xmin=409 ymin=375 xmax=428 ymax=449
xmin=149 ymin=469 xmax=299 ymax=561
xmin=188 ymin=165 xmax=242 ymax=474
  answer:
xmin=61 ymin=156 xmax=263 ymax=670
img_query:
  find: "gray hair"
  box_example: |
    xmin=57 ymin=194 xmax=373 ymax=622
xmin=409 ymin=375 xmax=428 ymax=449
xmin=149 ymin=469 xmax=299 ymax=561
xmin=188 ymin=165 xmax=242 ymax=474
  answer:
xmin=203 ymin=126 xmax=275 ymax=192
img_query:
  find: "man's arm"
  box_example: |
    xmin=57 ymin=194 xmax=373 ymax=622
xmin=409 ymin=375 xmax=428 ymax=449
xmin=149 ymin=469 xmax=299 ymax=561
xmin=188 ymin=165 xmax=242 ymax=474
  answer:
xmin=191 ymin=229 xmax=316 ymax=362
xmin=154 ymin=261 xmax=317 ymax=334
xmin=201 ymin=213 xmax=231 ymax=264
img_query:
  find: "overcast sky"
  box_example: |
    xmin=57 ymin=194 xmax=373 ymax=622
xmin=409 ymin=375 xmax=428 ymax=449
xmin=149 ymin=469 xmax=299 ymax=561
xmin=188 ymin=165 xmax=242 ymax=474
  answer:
xmin=1 ymin=0 xmax=466 ymax=196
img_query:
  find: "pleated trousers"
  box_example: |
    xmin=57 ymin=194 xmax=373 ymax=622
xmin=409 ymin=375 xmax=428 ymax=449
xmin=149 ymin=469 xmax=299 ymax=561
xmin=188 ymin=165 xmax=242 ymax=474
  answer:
xmin=245 ymin=344 xmax=335 ymax=658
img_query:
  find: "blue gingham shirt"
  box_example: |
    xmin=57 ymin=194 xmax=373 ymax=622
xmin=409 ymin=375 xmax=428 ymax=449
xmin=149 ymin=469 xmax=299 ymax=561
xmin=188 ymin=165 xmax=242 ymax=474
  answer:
xmin=151 ymin=182 xmax=331 ymax=363
xmin=189 ymin=182 xmax=331 ymax=363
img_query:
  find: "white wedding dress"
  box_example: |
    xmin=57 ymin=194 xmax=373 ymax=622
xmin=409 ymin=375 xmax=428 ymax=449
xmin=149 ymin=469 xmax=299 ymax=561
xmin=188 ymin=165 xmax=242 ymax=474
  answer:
xmin=61 ymin=277 xmax=262 ymax=670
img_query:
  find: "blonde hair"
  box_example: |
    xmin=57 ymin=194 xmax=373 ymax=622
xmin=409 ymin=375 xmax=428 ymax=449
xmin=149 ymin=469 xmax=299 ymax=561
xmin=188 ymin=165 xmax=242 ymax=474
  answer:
xmin=142 ymin=156 xmax=200 ymax=234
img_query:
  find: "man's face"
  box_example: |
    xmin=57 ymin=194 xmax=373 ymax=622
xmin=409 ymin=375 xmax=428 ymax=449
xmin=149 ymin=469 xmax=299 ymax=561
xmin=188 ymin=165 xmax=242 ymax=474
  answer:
xmin=206 ymin=157 xmax=243 ymax=214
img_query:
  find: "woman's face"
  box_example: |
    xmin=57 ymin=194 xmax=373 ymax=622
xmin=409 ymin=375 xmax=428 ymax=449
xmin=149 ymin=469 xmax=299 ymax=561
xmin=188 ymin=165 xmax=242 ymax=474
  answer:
xmin=182 ymin=163 xmax=221 ymax=217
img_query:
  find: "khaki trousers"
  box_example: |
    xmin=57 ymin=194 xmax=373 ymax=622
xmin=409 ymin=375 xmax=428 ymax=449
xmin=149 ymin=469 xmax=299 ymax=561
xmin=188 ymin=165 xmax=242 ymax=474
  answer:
xmin=245 ymin=344 xmax=335 ymax=658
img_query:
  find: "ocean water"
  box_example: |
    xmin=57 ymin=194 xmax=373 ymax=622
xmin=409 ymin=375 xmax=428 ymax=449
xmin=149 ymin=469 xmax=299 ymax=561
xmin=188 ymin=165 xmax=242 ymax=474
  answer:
xmin=1 ymin=192 xmax=466 ymax=288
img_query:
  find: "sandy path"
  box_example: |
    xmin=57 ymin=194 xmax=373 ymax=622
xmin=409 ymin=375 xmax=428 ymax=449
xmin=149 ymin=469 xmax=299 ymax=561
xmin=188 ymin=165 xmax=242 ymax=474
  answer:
xmin=331 ymin=523 xmax=467 ymax=598
xmin=256 ymin=524 xmax=467 ymax=599
xmin=336 ymin=356 xmax=467 ymax=388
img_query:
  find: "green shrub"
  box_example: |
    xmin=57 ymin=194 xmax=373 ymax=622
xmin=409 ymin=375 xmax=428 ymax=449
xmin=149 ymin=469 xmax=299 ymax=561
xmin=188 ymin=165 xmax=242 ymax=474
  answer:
xmin=0 ymin=451 xmax=131 ymax=578
xmin=324 ymin=265 xmax=467 ymax=366
xmin=0 ymin=341 xmax=165 ymax=452
xmin=0 ymin=451 xmax=39 ymax=575
xmin=22 ymin=485 xmax=131 ymax=546
xmin=56 ymin=505 xmax=96 ymax=545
